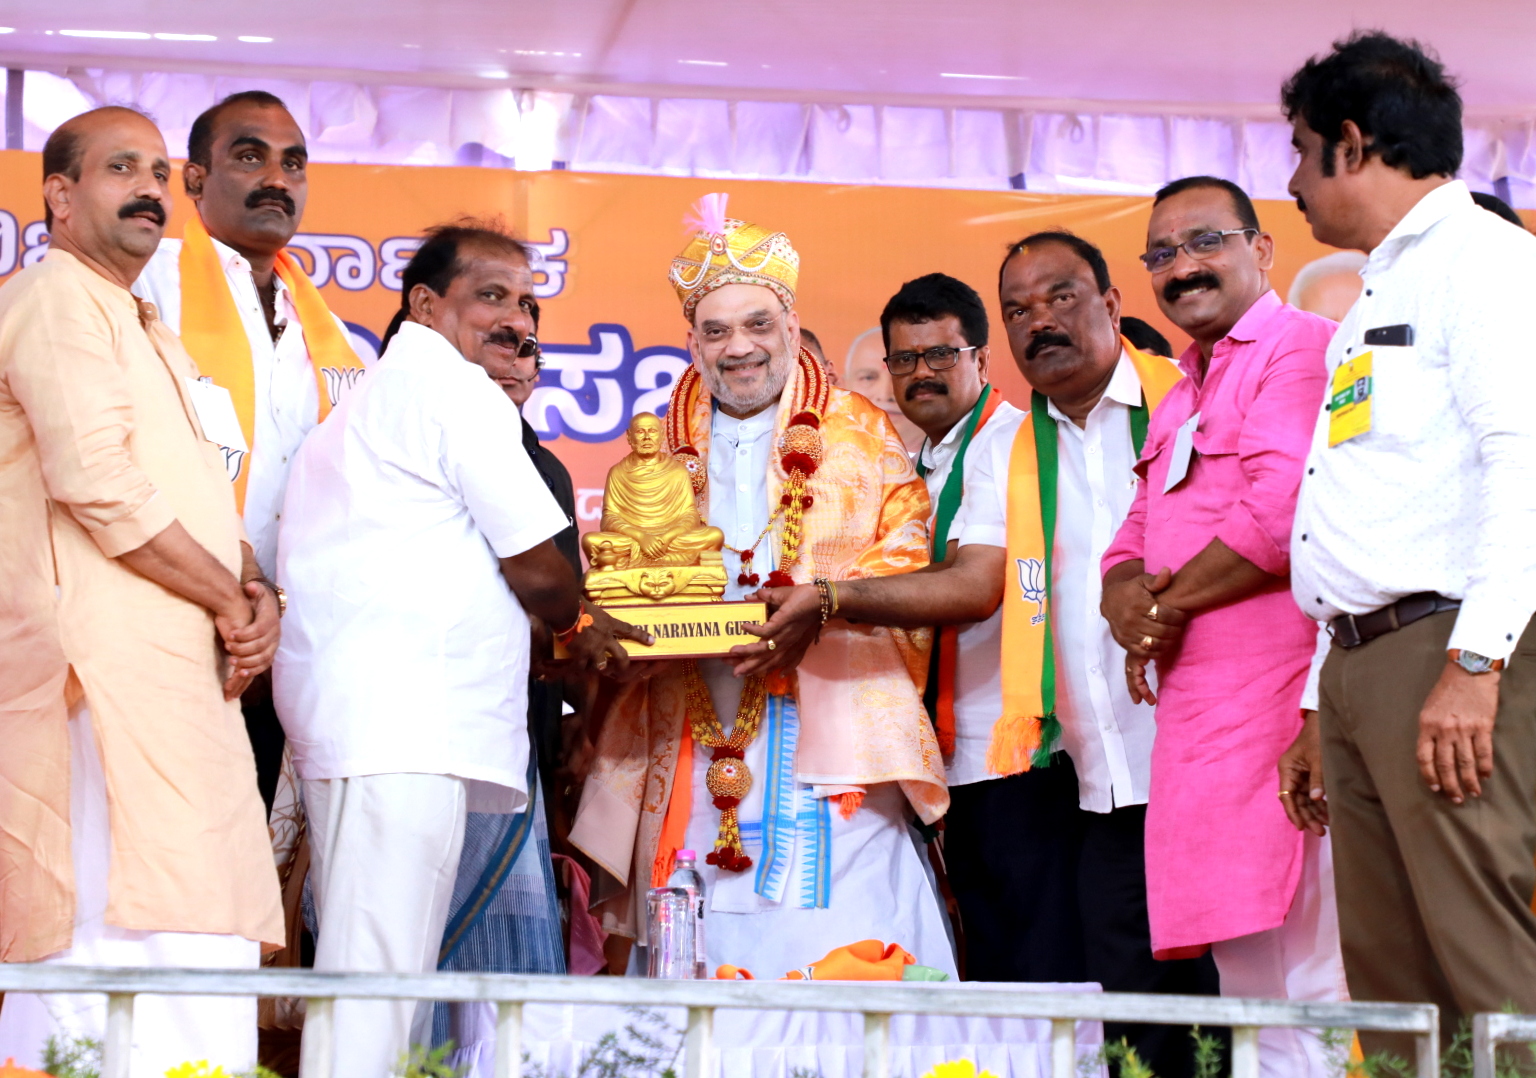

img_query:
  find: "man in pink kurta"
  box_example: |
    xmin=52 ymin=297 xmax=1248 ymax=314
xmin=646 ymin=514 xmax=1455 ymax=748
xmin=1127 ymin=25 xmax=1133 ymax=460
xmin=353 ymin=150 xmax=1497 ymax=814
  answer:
xmin=1102 ymin=178 xmax=1345 ymax=1078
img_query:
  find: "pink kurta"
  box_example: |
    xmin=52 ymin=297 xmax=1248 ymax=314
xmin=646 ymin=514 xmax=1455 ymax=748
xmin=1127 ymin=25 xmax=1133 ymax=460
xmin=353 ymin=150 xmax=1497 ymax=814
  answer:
xmin=1103 ymin=289 xmax=1332 ymax=956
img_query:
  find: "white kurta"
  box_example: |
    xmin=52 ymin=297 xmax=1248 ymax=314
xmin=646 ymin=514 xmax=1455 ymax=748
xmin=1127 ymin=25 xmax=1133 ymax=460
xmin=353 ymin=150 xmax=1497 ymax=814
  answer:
xmin=673 ymin=405 xmax=956 ymax=979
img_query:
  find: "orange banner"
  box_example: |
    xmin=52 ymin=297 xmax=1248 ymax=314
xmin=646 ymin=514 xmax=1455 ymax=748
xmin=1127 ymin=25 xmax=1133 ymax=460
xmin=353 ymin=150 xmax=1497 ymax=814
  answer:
xmin=0 ymin=151 xmax=1340 ymax=530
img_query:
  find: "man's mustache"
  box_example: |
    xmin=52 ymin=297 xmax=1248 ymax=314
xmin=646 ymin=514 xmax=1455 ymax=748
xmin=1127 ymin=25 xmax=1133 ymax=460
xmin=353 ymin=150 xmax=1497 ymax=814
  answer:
xmin=484 ymin=329 xmax=524 ymax=349
xmin=1025 ymin=331 xmax=1073 ymax=361
xmin=118 ymin=198 xmax=167 ymax=226
xmin=246 ymin=187 xmax=296 ymax=216
xmin=905 ymin=378 xmax=948 ymax=400
xmin=1163 ymin=271 xmax=1221 ymax=303
xmin=718 ymin=348 xmax=771 ymax=371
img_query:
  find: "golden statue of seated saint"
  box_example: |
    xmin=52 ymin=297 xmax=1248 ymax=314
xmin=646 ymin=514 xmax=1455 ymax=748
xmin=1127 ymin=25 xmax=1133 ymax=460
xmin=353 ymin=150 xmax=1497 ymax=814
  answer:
xmin=581 ymin=413 xmax=726 ymax=606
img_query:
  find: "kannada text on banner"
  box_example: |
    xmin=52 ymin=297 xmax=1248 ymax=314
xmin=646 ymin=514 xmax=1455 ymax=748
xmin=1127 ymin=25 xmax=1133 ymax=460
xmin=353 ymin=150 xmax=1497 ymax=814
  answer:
xmin=0 ymin=152 xmax=1340 ymax=531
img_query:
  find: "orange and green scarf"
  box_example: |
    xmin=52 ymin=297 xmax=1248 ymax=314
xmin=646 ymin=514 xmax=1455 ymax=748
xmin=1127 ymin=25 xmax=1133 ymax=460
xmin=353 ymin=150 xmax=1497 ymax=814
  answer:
xmin=176 ymin=214 xmax=366 ymax=511
xmin=987 ymin=342 xmax=1181 ymax=776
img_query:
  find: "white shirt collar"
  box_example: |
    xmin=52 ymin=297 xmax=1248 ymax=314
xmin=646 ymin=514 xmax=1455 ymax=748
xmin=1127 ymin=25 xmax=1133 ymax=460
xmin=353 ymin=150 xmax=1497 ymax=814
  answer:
xmin=1375 ymin=179 xmax=1472 ymax=253
xmin=386 ymin=319 xmax=467 ymax=367
xmin=1045 ymin=349 xmax=1142 ymax=424
xmin=712 ymin=401 xmax=778 ymax=442
xmin=918 ymin=400 xmax=973 ymax=470
xmin=208 ymin=231 xmax=294 ymax=324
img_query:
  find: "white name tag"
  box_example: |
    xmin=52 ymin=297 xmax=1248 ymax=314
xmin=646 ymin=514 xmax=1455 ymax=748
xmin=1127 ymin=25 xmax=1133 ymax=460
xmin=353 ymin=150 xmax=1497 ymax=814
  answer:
xmin=1163 ymin=411 xmax=1200 ymax=494
xmin=184 ymin=377 xmax=248 ymax=454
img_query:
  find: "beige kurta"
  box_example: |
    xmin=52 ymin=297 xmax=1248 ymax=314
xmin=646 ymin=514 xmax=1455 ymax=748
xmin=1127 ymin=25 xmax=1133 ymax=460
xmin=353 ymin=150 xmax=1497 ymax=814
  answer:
xmin=0 ymin=249 xmax=283 ymax=962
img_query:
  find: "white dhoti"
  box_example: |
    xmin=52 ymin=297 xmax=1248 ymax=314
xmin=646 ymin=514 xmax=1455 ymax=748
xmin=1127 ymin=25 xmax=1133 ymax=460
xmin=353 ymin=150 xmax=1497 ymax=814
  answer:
xmin=1211 ymin=831 xmax=1350 ymax=1078
xmin=300 ymin=773 xmax=468 ymax=1078
xmin=645 ymin=665 xmax=956 ymax=981
xmin=0 ymin=702 xmax=259 ymax=1075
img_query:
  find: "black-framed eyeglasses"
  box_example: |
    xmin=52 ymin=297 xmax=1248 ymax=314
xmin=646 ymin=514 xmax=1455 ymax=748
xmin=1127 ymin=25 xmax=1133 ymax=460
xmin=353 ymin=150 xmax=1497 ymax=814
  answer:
xmin=1140 ymin=229 xmax=1258 ymax=273
xmin=882 ymin=345 xmax=977 ymax=375
xmin=518 ymin=332 xmax=542 ymax=366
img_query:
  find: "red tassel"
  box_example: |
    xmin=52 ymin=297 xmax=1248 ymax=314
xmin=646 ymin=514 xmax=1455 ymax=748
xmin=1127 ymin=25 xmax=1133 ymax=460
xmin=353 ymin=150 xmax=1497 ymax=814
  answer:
xmin=788 ymin=411 xmax=821 ymax=429
xmin=781 ymin=451 xmax=818 ymax=475
xmin=712 ymin=795 xmax=740 ymax=810
xmin=766 ymin=570 xmax=794 ymax=588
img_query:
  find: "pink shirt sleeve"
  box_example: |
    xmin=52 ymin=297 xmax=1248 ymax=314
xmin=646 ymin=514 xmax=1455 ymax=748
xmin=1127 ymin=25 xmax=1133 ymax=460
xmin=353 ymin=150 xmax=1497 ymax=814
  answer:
xmin=1103 ymin=460 xmax=1150 ymax=574
xmin=1212 ymin=338 xmax=1329 ymax=576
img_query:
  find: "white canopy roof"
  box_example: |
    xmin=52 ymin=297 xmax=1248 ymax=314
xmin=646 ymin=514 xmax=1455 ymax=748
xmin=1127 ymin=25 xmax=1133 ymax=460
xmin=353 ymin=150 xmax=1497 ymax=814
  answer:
xmin=3 ymin=1 xmax=1532 ymax=201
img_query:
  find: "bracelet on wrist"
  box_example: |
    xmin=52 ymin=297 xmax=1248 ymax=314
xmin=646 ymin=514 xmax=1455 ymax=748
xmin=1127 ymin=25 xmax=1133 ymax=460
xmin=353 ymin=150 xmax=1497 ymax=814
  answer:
xmin=555 ymin=602 xmax=594 ymax=646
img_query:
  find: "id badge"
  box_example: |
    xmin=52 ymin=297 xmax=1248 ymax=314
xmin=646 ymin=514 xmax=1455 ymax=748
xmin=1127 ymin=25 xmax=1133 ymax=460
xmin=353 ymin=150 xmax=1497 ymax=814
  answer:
xmin=184 ymin=376 xmax=249 ymax=453
xmin=1328 ymin=352 xmax=1372 ymax=447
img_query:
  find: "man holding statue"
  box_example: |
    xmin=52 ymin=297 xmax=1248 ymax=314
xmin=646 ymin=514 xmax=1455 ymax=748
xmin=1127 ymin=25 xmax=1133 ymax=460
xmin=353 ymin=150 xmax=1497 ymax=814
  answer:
xmin=570 ymin=195 xmax=954 ymax=979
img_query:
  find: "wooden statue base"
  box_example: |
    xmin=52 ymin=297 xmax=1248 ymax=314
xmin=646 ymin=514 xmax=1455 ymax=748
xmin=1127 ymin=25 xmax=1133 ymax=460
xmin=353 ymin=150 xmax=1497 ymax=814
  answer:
xmin=554 ymin=600 xmax=768 ymax=660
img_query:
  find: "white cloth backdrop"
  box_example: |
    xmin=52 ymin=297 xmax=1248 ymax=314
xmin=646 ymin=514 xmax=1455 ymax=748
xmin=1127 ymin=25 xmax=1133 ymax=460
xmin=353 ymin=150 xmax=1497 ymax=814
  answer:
xmin=6 ymin=66 xmax=1534 ymax=204
xmin=448 ymin=982 xmax=1109 ymax=1078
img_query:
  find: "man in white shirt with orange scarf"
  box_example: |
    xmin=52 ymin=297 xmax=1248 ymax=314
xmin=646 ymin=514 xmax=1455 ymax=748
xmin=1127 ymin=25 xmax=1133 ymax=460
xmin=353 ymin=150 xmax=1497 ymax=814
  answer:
xmin=134 ymin=90 xmax=368 ymax=810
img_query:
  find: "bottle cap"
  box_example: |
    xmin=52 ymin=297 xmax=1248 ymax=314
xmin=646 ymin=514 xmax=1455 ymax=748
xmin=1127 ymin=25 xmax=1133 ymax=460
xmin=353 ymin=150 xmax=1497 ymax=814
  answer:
xmin=677 ymin=849 xmax=697 ymax=860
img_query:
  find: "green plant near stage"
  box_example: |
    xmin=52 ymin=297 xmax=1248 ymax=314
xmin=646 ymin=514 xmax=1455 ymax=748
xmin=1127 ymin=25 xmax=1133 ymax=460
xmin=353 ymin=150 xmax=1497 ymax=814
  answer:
xmin=390 ymin=1042 xmax=466 ymax=1078
xmin=38 ymin=1035 xmax=284 ymax=1078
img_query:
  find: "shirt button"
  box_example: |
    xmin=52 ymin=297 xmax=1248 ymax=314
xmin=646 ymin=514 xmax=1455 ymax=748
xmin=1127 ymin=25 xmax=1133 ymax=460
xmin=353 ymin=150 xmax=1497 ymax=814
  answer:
xmin=738 ymin=484 xmax=747 ymax=492
xmin=1365 ymin=289 xmax=1373 ymax=296
xmin=1308 ymin=467 xmax=1314 ymax=475
xmin=1090 ymin=665 xmax=1101 ymax=675
xmin=1095 ymin=498 xmax=1105 ymax=508
xmin=1301 ymin=534 xmax=1307 ymax=541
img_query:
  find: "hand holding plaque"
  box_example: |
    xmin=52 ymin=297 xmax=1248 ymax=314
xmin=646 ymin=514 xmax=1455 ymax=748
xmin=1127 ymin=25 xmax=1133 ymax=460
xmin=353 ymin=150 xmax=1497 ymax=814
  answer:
xmin=570 ymin=412 xmax=765 ymax=658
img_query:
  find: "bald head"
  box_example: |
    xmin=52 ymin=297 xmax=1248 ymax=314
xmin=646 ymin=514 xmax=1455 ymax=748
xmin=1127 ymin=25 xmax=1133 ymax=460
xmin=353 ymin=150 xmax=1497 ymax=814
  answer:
xmin=43 ymin=107 xmax=172 ymax=288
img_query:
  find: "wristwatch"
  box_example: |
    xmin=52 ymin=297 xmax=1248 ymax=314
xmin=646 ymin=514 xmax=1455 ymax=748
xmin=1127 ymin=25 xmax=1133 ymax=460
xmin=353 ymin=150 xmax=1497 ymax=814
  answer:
xmin=1449 ymin=649 xmax=1504 ymax=674
xmin=255 ymin=578 xmax=287 ymax=618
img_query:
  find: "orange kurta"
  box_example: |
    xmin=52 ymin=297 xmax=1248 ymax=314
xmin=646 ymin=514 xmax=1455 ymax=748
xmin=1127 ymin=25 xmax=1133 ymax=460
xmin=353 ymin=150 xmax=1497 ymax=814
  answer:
xmin=569 ymin=362 xmax=944 ymax=938
xmin=0 ymin=250 xmax=283 ymax=962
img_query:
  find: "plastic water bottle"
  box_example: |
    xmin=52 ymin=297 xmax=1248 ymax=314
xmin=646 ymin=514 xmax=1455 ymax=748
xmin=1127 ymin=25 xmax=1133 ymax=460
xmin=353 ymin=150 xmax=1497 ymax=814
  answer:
xmin=667 ymin=849 xmax=708 ymax=979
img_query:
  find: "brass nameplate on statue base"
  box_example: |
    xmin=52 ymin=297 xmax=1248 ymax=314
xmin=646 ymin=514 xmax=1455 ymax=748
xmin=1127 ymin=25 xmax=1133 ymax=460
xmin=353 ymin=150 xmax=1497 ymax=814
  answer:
xmin=556 ymin=601 xmax=767 ymax=660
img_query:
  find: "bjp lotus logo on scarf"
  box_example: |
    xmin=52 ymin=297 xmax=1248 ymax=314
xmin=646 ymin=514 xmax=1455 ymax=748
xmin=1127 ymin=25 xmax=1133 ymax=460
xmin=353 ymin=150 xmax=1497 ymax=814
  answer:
xmin=1015 ymin=557 xmax=1046 ymax=625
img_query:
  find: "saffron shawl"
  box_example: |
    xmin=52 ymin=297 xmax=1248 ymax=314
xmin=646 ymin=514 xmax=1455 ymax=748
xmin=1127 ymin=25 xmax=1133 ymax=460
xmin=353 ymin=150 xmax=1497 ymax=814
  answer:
xmin=569 ymin=362 xmax=944 ymax=938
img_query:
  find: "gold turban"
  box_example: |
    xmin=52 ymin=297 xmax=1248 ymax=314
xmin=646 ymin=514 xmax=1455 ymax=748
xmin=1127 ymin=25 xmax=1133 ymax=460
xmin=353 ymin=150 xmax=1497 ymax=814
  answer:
xmin=669 ymin=192 xmax=800 ymax=319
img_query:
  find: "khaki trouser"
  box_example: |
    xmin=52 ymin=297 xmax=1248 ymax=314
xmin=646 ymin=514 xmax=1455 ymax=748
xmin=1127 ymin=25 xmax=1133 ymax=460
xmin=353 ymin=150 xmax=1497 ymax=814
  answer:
xmin=1319 ymin=609 xmax=1536 ymax=1058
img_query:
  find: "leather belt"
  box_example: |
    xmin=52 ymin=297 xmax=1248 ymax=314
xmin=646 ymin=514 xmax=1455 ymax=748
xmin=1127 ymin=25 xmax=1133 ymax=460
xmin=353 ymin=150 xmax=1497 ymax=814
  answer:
xmin=1329 ymin=592 xmax=1461 ymax=650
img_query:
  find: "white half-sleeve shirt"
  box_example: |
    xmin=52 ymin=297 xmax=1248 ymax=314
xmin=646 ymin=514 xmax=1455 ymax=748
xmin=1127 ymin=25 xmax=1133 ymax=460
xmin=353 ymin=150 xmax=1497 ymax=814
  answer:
xmin=951 ymin=354 xmax=1157 ymax=811
xmin=272 ymin=320 xmax=567 ymax=811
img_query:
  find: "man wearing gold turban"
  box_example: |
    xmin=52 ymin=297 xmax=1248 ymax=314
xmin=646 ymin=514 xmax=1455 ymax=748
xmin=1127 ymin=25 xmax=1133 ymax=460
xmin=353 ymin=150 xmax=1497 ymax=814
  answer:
xmin=570 ymin=195 xmax=954 ymax=978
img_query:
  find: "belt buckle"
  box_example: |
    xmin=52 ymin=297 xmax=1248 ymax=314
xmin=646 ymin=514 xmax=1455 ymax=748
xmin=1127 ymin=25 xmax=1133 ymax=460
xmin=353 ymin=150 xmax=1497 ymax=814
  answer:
xmin=1335 ymin=613 xmax=1363 ymax=649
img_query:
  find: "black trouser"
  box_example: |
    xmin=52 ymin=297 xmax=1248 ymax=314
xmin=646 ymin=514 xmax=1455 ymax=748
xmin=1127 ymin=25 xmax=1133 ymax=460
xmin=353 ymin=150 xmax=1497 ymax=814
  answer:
xmin=241 ymin=673 xmax=286 ymax=814
xmin=1081 ymin=803 xmax=1222 ymax=1078
xmin=946 ymin=755 xmax=1220 ymax=1078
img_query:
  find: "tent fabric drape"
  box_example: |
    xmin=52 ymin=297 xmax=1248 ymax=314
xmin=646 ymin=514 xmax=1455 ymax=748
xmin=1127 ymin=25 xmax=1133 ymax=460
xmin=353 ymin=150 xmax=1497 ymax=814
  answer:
xmin=7 ymin=67 xmax=1534 ymax=205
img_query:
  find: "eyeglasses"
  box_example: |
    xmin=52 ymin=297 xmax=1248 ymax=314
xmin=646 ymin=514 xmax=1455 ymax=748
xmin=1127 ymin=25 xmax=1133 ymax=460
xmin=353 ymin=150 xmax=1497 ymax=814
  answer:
xmin=1140 ymin=229 xmax=1258 ymax=273
xmin=882 ymin=345 xmax=977 ymax=375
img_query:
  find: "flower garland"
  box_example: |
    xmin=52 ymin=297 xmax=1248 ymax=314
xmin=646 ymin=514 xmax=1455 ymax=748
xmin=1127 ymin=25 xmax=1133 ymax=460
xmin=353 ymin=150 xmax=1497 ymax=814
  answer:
xmin=664 ymin=345 xmax=830 ymax=870
xmin=682 ymin=660 xmax=767 ymax=871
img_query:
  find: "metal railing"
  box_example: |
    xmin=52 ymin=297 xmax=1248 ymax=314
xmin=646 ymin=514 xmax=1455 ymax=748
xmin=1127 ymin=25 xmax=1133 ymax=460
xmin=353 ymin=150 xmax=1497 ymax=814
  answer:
xmin=0 ymin=965 xmax=1440 ymax=1078
xmin=1473 ymin=1012 xmax=1536 ymax=1078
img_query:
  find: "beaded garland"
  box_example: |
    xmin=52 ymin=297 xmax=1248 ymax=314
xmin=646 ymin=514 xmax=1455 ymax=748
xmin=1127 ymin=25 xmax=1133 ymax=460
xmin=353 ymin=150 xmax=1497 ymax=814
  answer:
xmin=682 ymin=661 xmax=767 ymax=871
xmin=664 ymin=345 xmax=831 ymax=870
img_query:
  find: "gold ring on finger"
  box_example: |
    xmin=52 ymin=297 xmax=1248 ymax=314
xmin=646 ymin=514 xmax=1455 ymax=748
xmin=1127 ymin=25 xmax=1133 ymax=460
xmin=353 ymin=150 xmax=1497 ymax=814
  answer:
xmin=596 ymin=659 xmax=609 ymax=671
xmin=766 ymin=639 xmax=777 ymax=651
xmin=1140 ymin=635 xmax=1154 ymax=650
xmin=1278 ymin=790 xmax=1293 ymax=799
xmin=1147 ymin=604 xmax=1159 ymax=622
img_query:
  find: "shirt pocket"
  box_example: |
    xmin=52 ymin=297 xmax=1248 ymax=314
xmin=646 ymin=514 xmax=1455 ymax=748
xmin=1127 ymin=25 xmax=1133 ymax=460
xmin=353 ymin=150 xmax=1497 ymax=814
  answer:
xmin=1358 ymin=344 xmax=1431 ymax=447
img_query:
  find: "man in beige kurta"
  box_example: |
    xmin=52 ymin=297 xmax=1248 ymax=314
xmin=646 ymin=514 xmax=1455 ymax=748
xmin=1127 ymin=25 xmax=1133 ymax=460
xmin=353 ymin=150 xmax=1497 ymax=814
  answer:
xmin=0 ymin=107 xmax=283 ymax=1074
